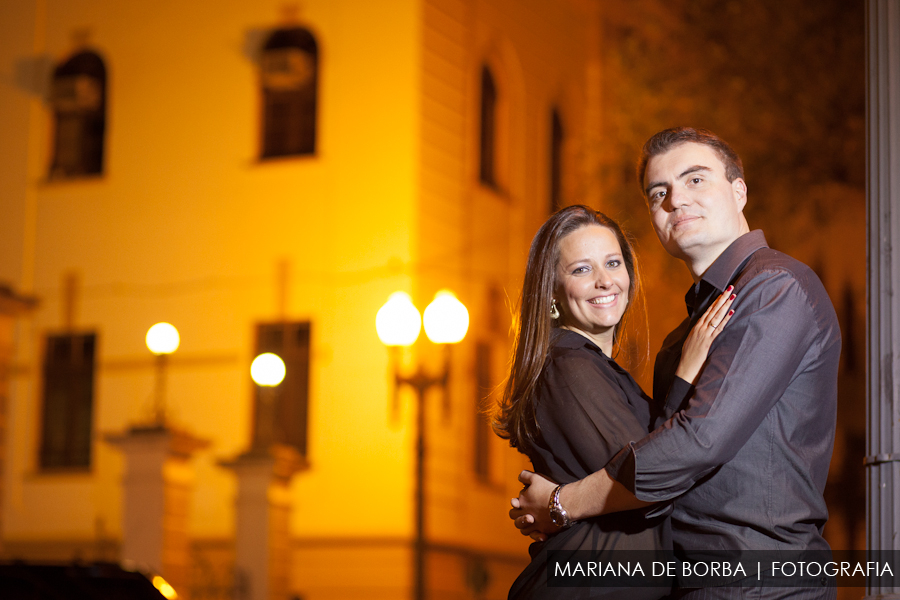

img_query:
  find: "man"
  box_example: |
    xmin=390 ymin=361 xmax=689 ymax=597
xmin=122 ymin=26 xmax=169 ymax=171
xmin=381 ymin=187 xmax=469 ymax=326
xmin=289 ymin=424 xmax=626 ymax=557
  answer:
xmin=510 ymin=127 xmax=840 ymax=598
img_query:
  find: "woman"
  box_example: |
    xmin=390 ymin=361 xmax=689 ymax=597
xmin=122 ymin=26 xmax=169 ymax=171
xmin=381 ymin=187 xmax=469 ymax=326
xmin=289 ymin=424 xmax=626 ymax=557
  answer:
xmin=494 ymin=206 xmax=733 ymax=599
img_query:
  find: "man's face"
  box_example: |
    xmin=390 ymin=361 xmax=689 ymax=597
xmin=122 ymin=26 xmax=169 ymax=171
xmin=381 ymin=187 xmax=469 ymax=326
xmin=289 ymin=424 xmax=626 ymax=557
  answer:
xmin=644 ymin=142 xmax=748 ymax=265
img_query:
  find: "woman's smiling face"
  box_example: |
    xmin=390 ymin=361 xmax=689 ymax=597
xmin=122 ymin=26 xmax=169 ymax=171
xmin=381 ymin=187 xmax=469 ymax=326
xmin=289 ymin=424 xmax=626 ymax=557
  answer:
xmin=554 ymin=224 xmax=630 ymax=354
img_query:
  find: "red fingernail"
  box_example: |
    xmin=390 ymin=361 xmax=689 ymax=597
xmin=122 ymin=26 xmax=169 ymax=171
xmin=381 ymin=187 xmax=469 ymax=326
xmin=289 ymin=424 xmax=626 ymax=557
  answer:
xmin=728 ymin=310 xmax=734 ymax=315
xmin=730 ymin=294 xmax=736 ymax=300
xmin=727 ymin=285 xmax=734 ymax=292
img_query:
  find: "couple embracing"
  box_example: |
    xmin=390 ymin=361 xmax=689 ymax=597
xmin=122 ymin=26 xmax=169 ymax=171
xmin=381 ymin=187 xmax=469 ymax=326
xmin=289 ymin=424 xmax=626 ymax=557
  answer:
xmin=495 ymin=127 xmax=840 ymax=600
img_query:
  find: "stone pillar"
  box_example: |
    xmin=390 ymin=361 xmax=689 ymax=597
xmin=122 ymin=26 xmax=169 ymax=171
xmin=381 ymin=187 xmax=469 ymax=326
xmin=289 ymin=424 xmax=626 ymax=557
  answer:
xmin=866 ymin=1 xmax=900 ymax=597
xmin=106 ymin=426 xmax=208 ymax=598
xmin=0 ymin=287 xmax=37 ymax=558
xmin=221 ymin=445 xmax=303 ymax=600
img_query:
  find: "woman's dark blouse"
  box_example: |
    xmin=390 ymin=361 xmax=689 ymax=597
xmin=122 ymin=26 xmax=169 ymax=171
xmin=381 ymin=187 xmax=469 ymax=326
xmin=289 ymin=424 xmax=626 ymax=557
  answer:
xmin=508 ymin=329 xmax=692 ymax=600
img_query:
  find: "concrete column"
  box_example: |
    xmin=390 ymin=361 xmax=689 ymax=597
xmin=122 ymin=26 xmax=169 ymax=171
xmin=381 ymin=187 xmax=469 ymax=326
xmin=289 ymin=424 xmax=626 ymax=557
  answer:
xmin=106 ymin=426 xmax=208 ymax=598
xmin=221 ymin=445 xmax=303 ymax=600
xmin=866 ymin=1 xmax=900 ymax=597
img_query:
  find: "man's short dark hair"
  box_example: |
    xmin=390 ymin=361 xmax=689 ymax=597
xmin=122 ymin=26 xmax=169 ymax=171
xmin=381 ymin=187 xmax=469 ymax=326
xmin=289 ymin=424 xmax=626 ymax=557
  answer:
xmin=637 ymin=127 xmax=745 ymax=195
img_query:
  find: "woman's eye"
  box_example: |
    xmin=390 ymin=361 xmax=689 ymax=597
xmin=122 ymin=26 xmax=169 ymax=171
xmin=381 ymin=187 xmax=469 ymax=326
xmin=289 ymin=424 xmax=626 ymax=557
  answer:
xmin=606 ymin=260 xmax=621 ymax=269
xmin=691 ymin=177 xmax=703 ymax=184
xmin=573 ymin=266 xmax=589 ymax=274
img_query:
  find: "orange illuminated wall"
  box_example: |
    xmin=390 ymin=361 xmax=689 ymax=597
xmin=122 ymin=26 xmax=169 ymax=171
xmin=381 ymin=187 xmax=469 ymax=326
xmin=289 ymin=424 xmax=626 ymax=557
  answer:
xmin=0 ymin=0 xmax=598 ymax=597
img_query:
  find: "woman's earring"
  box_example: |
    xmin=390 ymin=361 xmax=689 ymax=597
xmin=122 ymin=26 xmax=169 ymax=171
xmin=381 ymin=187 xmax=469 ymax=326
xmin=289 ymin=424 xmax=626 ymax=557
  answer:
xmin=550 ymin=299 xmax=560 ymax=320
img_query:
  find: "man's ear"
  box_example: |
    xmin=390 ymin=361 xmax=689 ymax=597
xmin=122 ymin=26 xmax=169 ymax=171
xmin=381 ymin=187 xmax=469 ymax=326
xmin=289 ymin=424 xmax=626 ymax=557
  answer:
xmin=732 ymin=178 xmax=748 ymax=211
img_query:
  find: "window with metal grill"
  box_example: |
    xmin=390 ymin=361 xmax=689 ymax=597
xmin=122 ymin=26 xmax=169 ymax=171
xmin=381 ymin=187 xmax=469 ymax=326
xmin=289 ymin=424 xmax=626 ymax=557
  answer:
xmin=40 ymin=333 xmax=96 ymax=469
xmin=260 ymin=27 xmax=318 ymax=158
xmin=49 ymin=51 xmax=106 ymax=179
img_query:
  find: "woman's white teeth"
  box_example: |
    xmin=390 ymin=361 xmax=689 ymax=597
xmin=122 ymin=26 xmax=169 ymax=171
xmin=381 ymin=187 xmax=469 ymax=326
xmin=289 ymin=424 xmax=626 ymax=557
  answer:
xmin=589 ymin=295 xmax=615 ymax=305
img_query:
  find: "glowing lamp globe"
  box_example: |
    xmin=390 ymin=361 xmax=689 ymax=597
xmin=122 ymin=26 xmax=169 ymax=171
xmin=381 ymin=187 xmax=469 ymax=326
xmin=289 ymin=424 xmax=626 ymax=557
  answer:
xmin=376 ymin=291 xmax=422 ymax=347
xmin=146 ymin=323 xmax=180 ymax=355
xmin=251 ymin=353 xmax=286 ymax=387
xmin=423 ymin=290 xmax=469 ymax=344
xmin=152 ymin=575 xmax=178 ymax=600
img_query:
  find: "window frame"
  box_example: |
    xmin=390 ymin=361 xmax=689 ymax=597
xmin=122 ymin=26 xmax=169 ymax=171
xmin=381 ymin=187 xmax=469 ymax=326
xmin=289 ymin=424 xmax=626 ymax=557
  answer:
xmin=259 ymin=27 xmax=319 ymax=159
xmin=48 ymin=50 xmax=107 ymax=180
xmin=38 ymin=331 xmax=97 ymax=471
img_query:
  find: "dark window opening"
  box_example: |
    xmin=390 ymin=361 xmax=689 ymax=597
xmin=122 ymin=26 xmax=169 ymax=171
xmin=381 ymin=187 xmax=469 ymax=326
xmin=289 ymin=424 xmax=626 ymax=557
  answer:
xmin=40 ymin=333 xmax=96 ymax=469
xmin=479 ymin=66 xmax=498 ymax=187
xmin=253 ymin=322 xmax=311 ymax=457
xmin=473 ymin=341 xmax=492 ymax=481
xmin=49 ymin=51 xmax=106 ymax=179
xmin=550 ymin=108 xmax=564 ymax=213
xmin=261 ymin=27 xmax=318 ymax=158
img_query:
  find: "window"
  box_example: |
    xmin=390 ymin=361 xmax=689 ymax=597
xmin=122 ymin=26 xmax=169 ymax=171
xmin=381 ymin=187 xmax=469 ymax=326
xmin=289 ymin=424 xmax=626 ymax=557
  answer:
xmin=549 ymin=108 xmax=564 ymax=213
xmin=479 ymin=66 xmax=498 ymax=187
xmin=473 ymin=342 xmax=492 ymax=481
xmin=253 ymin=322 xmax=311 ymax=457
xmin=40 ymin=333 xmax=96 ymax=469
xmin=260 ymin=27 xmax=318 ymax=158
xmin=49 ymin=51 xmax=106 ymax=179
xmin=487 ymin=285 xmax=506 ymax=335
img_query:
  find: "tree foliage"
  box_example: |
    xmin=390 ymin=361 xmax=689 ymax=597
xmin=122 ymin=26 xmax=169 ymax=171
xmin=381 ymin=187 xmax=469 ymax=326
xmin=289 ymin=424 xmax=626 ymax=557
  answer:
xmin=594 ymin=0 xmax=865 ymax=385
xmin=597 ymin=0 xmax=864 ymax=231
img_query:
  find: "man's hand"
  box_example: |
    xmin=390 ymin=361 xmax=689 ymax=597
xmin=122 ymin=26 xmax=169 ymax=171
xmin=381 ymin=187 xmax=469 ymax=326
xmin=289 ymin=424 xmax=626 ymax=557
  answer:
xmin=509 ymin=469 xmax=650 ymax=542
xmin=508 ymin=470 xmax=559 ymax=541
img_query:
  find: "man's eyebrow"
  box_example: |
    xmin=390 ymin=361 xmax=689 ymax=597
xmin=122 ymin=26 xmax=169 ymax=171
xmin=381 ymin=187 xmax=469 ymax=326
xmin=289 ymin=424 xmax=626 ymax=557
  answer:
xmin=678 ymin=165 xmax=712 ymax=179
xmin=644 ymin=181 xmax=663 ymax=196
xmin=644 ymin=165 xmax=713 ymax=196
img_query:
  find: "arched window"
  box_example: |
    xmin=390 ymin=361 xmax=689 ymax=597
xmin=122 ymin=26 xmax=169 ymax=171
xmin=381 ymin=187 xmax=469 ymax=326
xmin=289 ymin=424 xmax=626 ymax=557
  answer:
xmin=479 ymin=66 xmax=498 ymax=187
xmin=549 ymin=108 xmax=564 ymax=213
xmin=260 ymin=27 xmax=318 ymax=158
xmin=49 ymin=50 xmax=106 ymax=179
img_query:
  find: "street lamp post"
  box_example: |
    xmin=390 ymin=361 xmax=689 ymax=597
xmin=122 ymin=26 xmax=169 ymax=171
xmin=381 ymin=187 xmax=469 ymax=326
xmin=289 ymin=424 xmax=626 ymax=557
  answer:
xmin=218 ymin=351 xmax=298 ymax=600
xmin=376 ymin=290 xmax=469 ymax=600
xmin=106 ymin=321 xmax=205 ymax=595
xmin=250 ymin=352 xmax=287 ymax=451
xmin=145 ymin=322 xmax=180 ymax=426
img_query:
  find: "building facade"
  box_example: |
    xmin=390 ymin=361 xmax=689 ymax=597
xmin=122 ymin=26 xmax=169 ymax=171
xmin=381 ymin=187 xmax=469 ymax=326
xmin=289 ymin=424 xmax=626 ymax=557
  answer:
xmin=0 ymin=0 xmax=600 ymax=598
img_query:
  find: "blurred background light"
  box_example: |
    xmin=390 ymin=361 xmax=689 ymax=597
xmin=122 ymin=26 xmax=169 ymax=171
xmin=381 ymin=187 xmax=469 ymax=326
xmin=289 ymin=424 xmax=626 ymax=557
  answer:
xmin=376 ymin=291 xmax=421 ymax=347
xmin=145 ymin=323 xmax=180 ymax=355
xmin=423 ymin=290 xmax=469 ymax=344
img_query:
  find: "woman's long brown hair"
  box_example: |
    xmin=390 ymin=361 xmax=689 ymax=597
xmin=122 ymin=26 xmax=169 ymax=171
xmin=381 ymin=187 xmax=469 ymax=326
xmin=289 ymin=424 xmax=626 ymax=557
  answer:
xmin=493 ymin=205 xmax=644 ymax=454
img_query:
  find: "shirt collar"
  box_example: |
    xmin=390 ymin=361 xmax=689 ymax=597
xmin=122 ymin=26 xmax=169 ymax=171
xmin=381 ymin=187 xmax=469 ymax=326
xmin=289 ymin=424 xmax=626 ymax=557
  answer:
xmin=685 ymin=230 xmax=769 ymax=315
xmin=551 ymin=328 xmax=611 ymax=360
